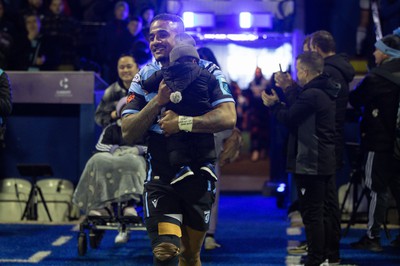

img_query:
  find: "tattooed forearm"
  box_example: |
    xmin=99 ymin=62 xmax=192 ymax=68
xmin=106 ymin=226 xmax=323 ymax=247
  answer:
xmin=122 ymin=99 xmax=161 ymax=144
xmin=192 ymin=102 xmax=236 ymax=133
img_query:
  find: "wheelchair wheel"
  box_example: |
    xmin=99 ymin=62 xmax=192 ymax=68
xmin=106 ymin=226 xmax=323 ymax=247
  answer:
xmin=89 ymin=229 xmax=104 ymax=249
xmin=78 ymin=232 xmax=87 ymax=256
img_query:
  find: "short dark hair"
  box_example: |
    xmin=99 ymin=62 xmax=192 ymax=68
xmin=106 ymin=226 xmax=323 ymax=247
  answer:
xmin=296 ymin=51 xmax=324 ymax=75
xmin=303 ymin=35 xmax=311 ymax=51
xmin=150 ymin=13 xmax=185 ymax=32
xmin=197 ymin=47 xmax=220 ymax=67
xmin=310 ymin=30 xmax=336 ymax=53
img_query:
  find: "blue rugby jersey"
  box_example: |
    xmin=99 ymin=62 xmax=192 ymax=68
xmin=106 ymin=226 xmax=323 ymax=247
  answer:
xmin=122 ymin=59 xmax=234 ymax=134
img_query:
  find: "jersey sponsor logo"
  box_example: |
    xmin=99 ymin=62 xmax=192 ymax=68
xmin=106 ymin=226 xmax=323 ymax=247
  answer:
xmin=132 ymin=73 xmax=141 ymax=83
xmin=127 ymin=93 xmax=135 ymax=103
xmin=222 ymin=82 xmax=231 ymax=94
xmin=152 ymin=198 xmax=159 ymax=208
xmin=218 ymin=77 xmax=231 ymax=95
xmin=204 ymin=210 xmax=211 ymax=224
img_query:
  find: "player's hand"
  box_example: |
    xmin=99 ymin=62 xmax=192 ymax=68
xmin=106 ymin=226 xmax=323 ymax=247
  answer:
xmin=219 ymin=128 xmax=242 ymax=167
xmin=155 ymin=80 xmax=171 ymax=107
xmin=159 ymin=110 xmax=179 ymax=137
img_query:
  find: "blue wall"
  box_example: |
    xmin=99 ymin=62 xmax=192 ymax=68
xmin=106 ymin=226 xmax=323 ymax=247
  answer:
xmin=0 ymin=103 xmax=96 ymax=185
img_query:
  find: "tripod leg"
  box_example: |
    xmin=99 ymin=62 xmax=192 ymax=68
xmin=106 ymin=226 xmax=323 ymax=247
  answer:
xmin=21 ymin=185 xmax=36 ymax=220
xmin=344 ymin=188 xmax=367 ymax=236
xmin=340 ymin=182 xmax=353 ymax=214
xmin=36 ymin=187 xmax=52 ymax=222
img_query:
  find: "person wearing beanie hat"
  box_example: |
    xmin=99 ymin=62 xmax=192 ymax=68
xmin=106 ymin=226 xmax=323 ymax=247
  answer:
xmin=169 ymin=43 xmax=200 ymax=63
xmin=121 ymin=14 xmax=235 ymax=265
xmin=141 ymin=32 xmax=219 ymax=185
xmin=350 ymin=27 xmax=400 ymax=251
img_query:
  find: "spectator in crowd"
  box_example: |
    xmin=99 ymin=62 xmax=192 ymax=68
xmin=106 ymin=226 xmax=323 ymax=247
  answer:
xmin=278 ymin=31 xmax=355 ymax=262
xmin=356 ymin=0 xmax=400 ymax=67
xmin=246 ymin=66 xmax=270 ymax=161
xmin=97 ymin=0 xmax=130 ymax=83
xmin=230 ymin=80 xmax=249 ymax=131
xmin=41 ymin=0 xmax=80 ymax=70
xmin=123 ymin=15 xmax=152 ymax=66
xmin=14 ymin=13 xmax=56 ymax=71
xmin=197 ymin=47 xmax=221 ymax=69
xmin=263 ymin=51 xmax=340 ymax=266
xmin=266 ymin=72 xmax=289 ymax=185
xmin=349 ymin=27 xmax=400 ymax=252
xmin=73 ymin=96 xmax=147 ymax=244
xmin=95 ymin=53 xmax=139 ymax=128
xmin=197 ymin=46 xmax=243 ymax=250
xmin=0 ymin=0 xmax=17 ymax=69
xmin=139 ymin=4 xmax=154 ymax=41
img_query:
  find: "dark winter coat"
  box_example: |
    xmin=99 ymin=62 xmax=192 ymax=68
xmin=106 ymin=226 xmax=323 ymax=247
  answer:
xmin=349 ymin=58 xmax=400 ymax=152
xmin=271 ymin=74 xmax=340 ymax=175
xmin=324 ymin=53 xmax=355 ymax=168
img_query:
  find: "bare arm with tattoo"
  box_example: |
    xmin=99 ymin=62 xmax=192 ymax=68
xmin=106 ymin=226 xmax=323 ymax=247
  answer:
xmin=121 ymin=80 xmax=171 ymax=144
xmin=159 ymin=101 xmax=236 ymax=137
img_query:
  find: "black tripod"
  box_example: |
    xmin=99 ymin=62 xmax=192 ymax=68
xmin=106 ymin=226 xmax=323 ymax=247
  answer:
xmin=341 ymin=143 xmax=390 ymax=238
xmin=18 ymin=164 xmax=53 ymax=221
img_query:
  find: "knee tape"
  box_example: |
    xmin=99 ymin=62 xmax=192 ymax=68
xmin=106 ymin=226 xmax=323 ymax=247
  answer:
xmin=147 ymin=217 xmax=182 ymax=262
xmin=153 ymin=241 xmax=180 ymax=261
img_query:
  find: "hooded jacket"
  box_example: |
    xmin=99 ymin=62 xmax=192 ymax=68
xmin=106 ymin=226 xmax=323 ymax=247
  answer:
xmin=349 ymin=58 xmax=400 ymax=152
xmin=324 ymin=53 xmax=356 ymax=168
xmin=95 ymin=79 xmax=128 ymax=128
xmin=271 ymin=74 xmax=340 ymax=175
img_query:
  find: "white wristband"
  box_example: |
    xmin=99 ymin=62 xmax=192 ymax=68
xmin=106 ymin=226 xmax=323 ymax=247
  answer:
xmin=178 ymin=116 xmax=193 ymax=132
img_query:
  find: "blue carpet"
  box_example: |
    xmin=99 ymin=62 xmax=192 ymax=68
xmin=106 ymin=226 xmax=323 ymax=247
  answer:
xmin=0 ymin=194 xmax=399 ymax=265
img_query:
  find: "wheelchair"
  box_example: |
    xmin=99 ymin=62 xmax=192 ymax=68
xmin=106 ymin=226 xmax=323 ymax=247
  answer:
xmin=77 ymin=201 xmax=146 ymax=256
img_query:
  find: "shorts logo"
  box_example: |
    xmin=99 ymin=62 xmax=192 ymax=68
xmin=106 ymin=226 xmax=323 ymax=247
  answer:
xmin=204 ymin=210 xmax=211 ymax=224
xmin=152 ymin=198 xmax=159 ymax=208
xmin=301 ymin=188 xmax=306 ymax=195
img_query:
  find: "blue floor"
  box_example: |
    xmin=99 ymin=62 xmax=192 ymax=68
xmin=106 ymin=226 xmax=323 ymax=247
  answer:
xmin=0 ymin=194 xmax=399 ymax=265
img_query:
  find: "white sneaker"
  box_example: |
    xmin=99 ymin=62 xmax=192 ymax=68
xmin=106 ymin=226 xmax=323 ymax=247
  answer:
xmin=123 ymin=206 xmax=137 ymax=216
xmin=204 ymin=236 xmax=221 ymax=250
xmin=115 ymin=231 xmax=130 ymax=244
xmin=88 ymin=208 xmax=109 ymax=216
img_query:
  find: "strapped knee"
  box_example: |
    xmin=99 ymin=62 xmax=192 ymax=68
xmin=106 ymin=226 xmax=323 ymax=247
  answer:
xmin=153 ymin=242 xmax=180 ymax=261
xmin=146 ymin=217 xmax=182 ymax=263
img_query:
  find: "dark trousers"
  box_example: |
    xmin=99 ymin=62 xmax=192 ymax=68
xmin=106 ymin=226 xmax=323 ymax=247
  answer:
xmin=324 ymin=174 xmax=341 ymax=261
xmin=295 ymin=174 xmax=339 ymax=265
xmin=364 ymin=151 xmax=400 ymax=238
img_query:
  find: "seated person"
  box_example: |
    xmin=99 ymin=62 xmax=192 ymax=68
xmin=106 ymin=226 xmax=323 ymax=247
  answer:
xmin=142 ymin=33 xmax=220 ymax=185
xmin=72 ymin=97 xmax=147 ymax=244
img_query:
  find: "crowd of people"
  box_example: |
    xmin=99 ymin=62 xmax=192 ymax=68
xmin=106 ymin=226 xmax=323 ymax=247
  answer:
xmin=0 ymin=0 xmax=154 ymax=83
xmin=262 ymin=28 xmax=400 ymax=266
